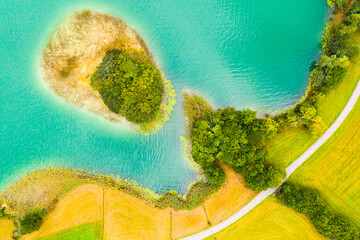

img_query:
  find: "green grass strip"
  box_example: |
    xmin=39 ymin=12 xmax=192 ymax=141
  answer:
xmin=35 ymin=222 xmax=102 ymax=240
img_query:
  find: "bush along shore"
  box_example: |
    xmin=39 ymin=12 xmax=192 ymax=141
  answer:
xmin=2 ymin=1 xmax=360 ymax=238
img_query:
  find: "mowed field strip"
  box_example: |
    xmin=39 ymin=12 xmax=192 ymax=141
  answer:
xmin=204 ymin=197 xmax=326 ymax=240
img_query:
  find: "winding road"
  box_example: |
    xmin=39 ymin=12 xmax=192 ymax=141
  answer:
xmin=180 ymin=79 xmax=360 ymax=240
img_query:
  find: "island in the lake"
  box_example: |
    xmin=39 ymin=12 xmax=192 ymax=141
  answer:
xmin=41 ymin=10 xmax=175 ymax=132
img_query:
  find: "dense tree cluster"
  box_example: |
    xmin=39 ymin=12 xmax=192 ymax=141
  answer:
xmin=182 ymin=93 xmax=284 ymax=191
xmin=310 ymin=54 xmax=350 ymax=93
xmin=91 ymin=50 xmax=163 ymax=124
xmin=191 ymin=106 xmax=283 ymax=191
xmin=278 ymin=182 xmax=359 ymax=240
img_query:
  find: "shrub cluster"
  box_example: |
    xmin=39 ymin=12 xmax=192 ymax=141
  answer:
xmin=277 ymin=182 xmax=359 ymax=240
xmin=91 ymin=49 xmax=163 ymax=124
xmin=20 ymin=209 xmax=47 ymax=235
xmin=155 ymin=181 xmax=219 ymax=210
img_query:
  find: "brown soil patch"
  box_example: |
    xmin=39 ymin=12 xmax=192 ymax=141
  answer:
xmin=334 ymin=13 xmax=346 ymax=26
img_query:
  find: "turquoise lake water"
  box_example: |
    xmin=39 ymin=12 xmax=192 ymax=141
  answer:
xmin=0 ymin=0 xmax=329 ymax=194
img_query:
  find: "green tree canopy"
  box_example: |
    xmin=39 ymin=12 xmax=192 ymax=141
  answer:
xmin=91 ymin=50 xmax=163 ymax=124
xmin=190 ymin=105 xmax=284 ymax=191
xmin=278 ymin=182 xmax=360 ymax=240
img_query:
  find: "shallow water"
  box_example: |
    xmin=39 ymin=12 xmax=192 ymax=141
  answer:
xmin=0 ymin=0 xmax=329 ymax=194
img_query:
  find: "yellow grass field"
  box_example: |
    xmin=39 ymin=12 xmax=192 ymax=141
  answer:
xmin=16 ymin=164 xmax=256 ymax=240
xmin=290 ymin=94 xmax=360 ymax=227
xmin=171 ymin=207 xmax=208 ymax=239
xmin=0 ymin=219 xmax=14 ymax=240
xmin=204 ymin=163 xmax=256 ymax=225
xmin=205 ymin=197 xmax=326 ymax=240
xmin=103 ymin=188 xmax=170 ymax=240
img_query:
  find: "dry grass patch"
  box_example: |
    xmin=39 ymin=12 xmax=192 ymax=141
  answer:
xmin=206 ymin=197 xmax=326 ymax=240
xmin=103 ymin=188 xmax=170 ymax=240
xmin=20 ymin=185 xmax=103 ymax=240
xmin=0 ymin=219 xmax=14 ymax=240
xmin=171 ymin=206 xmax=208 ymax=239
xmin=204 ymin=163 xmax=256 ymax=225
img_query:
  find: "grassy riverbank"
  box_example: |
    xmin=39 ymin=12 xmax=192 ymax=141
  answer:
xmin=0 ymin=169 xmax=157 ymax=221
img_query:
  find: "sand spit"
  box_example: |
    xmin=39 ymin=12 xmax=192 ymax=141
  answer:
xmin=41 ymin=10 xmax=160 ymax=128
